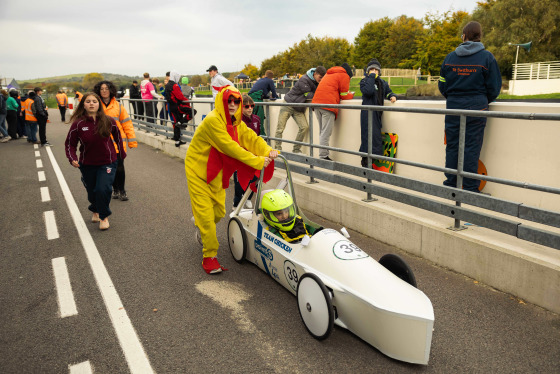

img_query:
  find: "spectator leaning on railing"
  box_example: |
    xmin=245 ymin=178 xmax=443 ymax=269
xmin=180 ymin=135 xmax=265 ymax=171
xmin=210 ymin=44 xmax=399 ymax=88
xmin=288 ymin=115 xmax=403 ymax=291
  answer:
xmin=275 ymin=66 xmax=326 ymax=153
xmin=140 ymin=72 xmax=163 ymax=125
xmin=207 ymin=65 xmax=233 ymax=99
xmin=359 ymin=58 xmax=397 ymax=168
xmin=438 ymin=21 xmax=501 ymax=193
xmin=311 ymin=63 xmax=354 ymax=160
xmin=248 ymin=70 xmax=279 ymax=134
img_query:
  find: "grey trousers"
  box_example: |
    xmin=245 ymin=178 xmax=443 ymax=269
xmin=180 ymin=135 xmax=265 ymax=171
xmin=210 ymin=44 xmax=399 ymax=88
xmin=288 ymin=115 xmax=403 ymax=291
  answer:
xmin=314 ymin=108 xmax=335 ymax=158
xmin=275 ymin=106 xmax=309 ymax=152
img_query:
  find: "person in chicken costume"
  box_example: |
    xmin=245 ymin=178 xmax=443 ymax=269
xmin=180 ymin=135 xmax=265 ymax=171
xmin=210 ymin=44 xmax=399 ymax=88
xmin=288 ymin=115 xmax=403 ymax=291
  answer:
xmin=185 ymin=85 xmax=278 ymax=274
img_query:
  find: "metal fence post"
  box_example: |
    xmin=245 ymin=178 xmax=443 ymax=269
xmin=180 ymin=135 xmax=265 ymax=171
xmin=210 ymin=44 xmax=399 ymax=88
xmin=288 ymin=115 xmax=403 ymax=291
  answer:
xmin=450 ymin=114 xmax=467 ymax=231
xmin=363 ymin=109 xmax=377 ymax=202
xmin=306 ymin=109 xmax=318 ymax=184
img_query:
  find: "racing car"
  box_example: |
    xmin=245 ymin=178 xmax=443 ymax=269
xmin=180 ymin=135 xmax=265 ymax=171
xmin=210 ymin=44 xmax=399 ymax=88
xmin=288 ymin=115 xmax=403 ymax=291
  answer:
xmin=227 ymin=155 xmax=434 ymax=365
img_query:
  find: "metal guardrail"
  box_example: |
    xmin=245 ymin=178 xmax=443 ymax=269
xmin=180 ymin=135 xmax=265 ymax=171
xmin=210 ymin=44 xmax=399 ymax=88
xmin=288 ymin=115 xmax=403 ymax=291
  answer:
xmin=120 ymin=97 xmax=560 ymax=250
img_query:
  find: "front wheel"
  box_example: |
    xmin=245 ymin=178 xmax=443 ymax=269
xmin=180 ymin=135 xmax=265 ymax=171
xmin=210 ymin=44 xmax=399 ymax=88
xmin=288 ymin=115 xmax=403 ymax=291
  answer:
xmin=296 ymin=273 xmax=334 ymax=340
xmin=228 ymin=218 xmax=247 ymax=263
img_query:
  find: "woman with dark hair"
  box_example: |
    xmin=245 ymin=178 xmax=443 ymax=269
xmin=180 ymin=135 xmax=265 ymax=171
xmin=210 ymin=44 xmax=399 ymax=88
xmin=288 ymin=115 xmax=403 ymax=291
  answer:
xmin=6 ymin=90 xmax=20 ymax=140
xmin=93 ymin=80 xmax=137 ymax=201
xmin=438 ymin=21 xmax=501 ymax=192
xmin=65 ymin=92 xmax=126 ymax=230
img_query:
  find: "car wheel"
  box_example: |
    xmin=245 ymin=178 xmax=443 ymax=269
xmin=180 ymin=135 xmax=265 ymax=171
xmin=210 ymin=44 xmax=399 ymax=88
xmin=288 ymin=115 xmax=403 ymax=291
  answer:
xmin=296 ymin=273 xmax=334 ymax=340
xmin=228 ymin=217 xmax=247 ymax=263
xmin=379 ymin=254 xmax=417 ymax=288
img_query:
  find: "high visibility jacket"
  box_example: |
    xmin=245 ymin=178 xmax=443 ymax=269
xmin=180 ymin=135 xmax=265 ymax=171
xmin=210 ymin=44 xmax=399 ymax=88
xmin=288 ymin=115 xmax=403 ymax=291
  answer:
xmin=22 ymin=98 xmax=37 ymax=122
xmin=56 ymin=93 xmax=68 ymax=107
xmin=311 ymin=66 xmax=354 ymax=119
xmin=101 ymin=97 xmax=137 ymax=153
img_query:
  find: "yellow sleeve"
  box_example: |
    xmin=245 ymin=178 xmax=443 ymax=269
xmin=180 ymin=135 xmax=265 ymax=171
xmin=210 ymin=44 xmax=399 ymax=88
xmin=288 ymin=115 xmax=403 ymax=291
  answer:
xmin=202 ymin=117 xmax=269 ymax=170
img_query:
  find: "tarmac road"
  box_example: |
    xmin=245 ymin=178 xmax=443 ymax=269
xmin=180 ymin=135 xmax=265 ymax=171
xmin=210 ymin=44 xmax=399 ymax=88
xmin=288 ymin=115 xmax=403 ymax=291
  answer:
xmin=0 ymin=109 xmax=558 ymax=373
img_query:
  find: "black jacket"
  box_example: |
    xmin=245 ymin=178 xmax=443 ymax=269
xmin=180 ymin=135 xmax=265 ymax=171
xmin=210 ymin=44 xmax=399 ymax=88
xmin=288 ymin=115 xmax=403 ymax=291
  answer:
xmin=32 ymin=95 xmax=48 ymax=118
xmin=129 ymin=84 xmax=141 ymax=99
xmin=284 ymin=74 xmax=320 ymax=112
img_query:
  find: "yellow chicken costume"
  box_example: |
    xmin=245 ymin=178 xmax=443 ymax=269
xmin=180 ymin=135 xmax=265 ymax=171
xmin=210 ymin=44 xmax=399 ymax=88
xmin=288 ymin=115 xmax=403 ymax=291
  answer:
xmin=185 ymin=86 xmax=273 ymax=273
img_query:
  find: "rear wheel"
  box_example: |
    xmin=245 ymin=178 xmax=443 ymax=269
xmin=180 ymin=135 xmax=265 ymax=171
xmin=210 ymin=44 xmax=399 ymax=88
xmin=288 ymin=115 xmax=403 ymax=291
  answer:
xmin=379 ymin=254 xmax=417 ymax=287
xmin=297 ymin=273 xmax=334 ymax=340
xmin=228 ymin=218 xmax=247 ymax=263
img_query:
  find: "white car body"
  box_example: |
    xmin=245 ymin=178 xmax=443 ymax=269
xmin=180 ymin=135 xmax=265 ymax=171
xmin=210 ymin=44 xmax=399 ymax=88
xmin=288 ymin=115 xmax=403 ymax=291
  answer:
xmin=227 ymin=157 xmax=434 ymax=365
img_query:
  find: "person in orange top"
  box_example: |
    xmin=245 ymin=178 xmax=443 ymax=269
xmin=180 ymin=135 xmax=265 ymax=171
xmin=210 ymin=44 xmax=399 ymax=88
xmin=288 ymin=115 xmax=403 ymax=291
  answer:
xmin=94 ymin=80 xmax=137 ymax=201
xmin=23 ymin=91 xmax=40 ymax=144
xmin=56 ymin=90 xmax=68 ymax=121
xmin=311 ymin=63 xmax=354 ymax=160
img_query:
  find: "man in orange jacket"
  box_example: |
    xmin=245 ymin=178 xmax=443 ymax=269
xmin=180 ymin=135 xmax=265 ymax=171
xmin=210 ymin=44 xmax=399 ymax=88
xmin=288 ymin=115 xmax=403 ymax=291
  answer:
xmin=311 ymin=62 xmax=354 ymax=160
xmin=56 ymin=90 xmax=68 ymax=121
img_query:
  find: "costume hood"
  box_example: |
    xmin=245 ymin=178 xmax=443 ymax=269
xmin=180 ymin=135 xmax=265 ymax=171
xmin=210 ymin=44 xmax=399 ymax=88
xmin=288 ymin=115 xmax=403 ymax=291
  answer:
xmin=213 ymin=85 xmax=243 ymax=128
xmin=455 ymin=41 xmax=485 ymax=57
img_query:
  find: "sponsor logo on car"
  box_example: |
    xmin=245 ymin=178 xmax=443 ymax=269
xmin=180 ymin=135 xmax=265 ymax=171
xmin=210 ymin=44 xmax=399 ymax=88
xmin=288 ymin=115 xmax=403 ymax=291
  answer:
xmin=263 ymin=231 xmax=293 ymax=253
xmin=254 ymin=240 xmax=273 ymax=261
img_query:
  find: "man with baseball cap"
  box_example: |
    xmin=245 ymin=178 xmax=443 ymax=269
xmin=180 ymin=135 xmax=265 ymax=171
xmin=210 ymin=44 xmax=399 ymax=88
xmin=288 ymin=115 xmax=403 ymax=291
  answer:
xmin=207 ymin=65 xmax=233 ymax=99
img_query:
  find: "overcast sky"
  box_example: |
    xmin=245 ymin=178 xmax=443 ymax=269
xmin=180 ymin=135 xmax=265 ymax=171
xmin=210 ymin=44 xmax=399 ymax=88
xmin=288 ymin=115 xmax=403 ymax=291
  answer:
xmin=1 ymin=0 xmax=479 ymax=80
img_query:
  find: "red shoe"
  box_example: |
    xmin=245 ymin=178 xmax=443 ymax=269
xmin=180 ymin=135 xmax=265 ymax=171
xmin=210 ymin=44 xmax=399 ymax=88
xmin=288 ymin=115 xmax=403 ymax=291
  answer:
xmin=202 ymin=257 xmax=228 ymax=274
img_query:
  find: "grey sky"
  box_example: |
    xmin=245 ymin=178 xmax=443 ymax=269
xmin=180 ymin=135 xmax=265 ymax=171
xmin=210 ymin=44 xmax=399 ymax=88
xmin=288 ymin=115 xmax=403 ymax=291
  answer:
xmin=0 ymin=0 xmax=478 ymax=80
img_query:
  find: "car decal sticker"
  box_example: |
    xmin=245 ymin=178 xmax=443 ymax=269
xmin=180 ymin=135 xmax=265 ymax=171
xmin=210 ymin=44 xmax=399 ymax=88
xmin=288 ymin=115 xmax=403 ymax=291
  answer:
xmin=254 ymin=222 xmax=274 ymax=261
xmin=284 ymin=260 xmax=299 ymax=291
xmin=333 ymin=240 xmax=369 ymax=260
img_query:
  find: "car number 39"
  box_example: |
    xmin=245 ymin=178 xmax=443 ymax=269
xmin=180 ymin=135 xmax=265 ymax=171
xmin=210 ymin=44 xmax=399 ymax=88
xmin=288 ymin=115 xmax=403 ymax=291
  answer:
xmin=333 ymin=240 xmax=369 ymax=260
xmin=284 ymin=261 xmax=299 ymax=291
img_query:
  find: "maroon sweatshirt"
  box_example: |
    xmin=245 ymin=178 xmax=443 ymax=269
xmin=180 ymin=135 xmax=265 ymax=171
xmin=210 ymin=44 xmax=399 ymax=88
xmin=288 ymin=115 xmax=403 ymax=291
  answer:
xmin=65 ymin=115 xmax=126 ymax=166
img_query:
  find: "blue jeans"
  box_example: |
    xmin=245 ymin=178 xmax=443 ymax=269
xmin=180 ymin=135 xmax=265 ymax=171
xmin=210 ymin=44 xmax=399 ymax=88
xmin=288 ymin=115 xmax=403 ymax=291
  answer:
xmin=79 ymin=161 xmax=118 ymax=220
xmin=26 ymin=121 xmax=38 ymax=142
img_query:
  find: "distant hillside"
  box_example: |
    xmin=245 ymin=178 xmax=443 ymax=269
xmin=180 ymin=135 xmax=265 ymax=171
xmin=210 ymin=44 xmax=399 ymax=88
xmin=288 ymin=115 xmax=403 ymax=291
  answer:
xmin=20 ymin=73 xmax=143 ymax=85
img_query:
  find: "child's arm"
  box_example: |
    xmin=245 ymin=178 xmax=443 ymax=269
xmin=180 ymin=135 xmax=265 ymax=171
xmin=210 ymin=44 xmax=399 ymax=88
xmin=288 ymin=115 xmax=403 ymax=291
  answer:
xmin=384 ymin=80 xmax=397 ymax=103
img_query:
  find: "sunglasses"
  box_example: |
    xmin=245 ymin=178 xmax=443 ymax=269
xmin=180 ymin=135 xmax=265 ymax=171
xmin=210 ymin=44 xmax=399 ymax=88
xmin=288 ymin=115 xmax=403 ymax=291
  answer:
xmin=244 ymin=104 xmax=255 ymax=109
xmin=228 ymin=98 xmax=241 ymax=104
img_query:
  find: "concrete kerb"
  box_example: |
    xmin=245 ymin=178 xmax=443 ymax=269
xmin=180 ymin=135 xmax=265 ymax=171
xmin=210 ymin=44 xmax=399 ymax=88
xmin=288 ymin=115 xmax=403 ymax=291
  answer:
xmin=135 ymin=128 xmax=560 ymax=314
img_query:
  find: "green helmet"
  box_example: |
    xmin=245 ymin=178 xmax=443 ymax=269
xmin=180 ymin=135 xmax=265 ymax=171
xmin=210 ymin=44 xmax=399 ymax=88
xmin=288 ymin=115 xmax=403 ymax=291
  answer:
xmin=181 ymin=76 xmax=189 ymax=85
xmin=262 ymin=189 xmax=297 ymax=231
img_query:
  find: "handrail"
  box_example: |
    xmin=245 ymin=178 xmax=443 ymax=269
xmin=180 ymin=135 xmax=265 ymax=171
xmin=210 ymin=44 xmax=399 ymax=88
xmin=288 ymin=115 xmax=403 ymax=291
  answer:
xmin=120 ymin=97 xmax=560 ymax=250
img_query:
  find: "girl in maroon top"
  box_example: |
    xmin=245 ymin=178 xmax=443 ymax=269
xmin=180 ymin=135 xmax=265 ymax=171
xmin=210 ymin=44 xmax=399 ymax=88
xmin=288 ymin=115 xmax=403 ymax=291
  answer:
xmin=232 ymin=94 xmax=261 ymax=210
xmin=65 ymin=92 xmax=125 ymax=230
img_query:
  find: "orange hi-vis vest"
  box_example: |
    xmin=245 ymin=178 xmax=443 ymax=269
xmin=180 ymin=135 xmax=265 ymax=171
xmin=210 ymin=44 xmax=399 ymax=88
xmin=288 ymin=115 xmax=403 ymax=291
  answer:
xmin=22 ymin=98 xmax=37 ymax=122
xmin=56 ymin=93 xmax=68 ymax=107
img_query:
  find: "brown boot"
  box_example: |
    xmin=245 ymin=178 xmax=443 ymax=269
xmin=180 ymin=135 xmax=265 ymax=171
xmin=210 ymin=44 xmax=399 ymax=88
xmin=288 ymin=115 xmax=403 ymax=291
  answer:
xmin=99 ymin=218 xmax=110 ymax=230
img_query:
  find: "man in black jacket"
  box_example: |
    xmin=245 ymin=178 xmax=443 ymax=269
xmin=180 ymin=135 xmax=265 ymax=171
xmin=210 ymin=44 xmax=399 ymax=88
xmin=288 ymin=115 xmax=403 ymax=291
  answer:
xmin=274 ymin=66 xmax=326 ymax=153
xmin=32 ymin=87 xmax=51 ymax=146
xmin=129 ymin=80 xmax=143 ymax=120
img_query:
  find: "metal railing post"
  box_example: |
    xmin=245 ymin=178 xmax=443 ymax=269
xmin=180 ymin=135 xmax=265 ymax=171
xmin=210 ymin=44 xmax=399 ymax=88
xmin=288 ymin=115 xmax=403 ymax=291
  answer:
xmin=363 ymin=109 xmax=377 ymax=202
xmin=306 ymin=109 xmax=318 ymax=184
xmin=265 ymin=104 xmax=270 ymax=144
xmin=450 ymin=114 xmax=467 ymax=231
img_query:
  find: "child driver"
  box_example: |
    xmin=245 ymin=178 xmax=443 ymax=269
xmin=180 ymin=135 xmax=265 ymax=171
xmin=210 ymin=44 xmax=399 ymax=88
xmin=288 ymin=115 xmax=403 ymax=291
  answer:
xmin=262 ymin=189 xmax=310 ymax=243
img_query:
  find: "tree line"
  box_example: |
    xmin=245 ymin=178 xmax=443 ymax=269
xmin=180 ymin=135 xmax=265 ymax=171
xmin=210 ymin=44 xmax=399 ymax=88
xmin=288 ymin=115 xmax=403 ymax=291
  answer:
xmin=243 ymin=0 xmax=559 ymax=78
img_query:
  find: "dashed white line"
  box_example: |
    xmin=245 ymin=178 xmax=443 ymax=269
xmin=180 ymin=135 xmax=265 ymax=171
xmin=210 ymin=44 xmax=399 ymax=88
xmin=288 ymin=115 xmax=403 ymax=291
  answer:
xmin=35 ymin=150 xmax=41 ymax=157
xmin=69 ymin=360 xmax=93 ymax=374
xmin=36 ymin=159 xmax=43 ymax=168
xmin=52 ymin=257 xmax=78 ymax=318
xmin=44 ymin=210 xmax=59 ymax=240
xmin=45 ymin=147 xmax=154 ymax=374
xmin=38 ymin=171 xmax=46 ymax=181
xmin=41 ymin=186 xmax=51 ymax=202
xmin=34 ymin=144 xmax=39 ymax=149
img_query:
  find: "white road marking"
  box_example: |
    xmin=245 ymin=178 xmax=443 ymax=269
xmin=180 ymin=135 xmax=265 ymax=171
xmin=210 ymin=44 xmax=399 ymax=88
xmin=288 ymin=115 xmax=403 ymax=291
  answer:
xmin=41 ymin=186 xmax=51 ymax=202
xmin=36 ymin=159 xmax=43 ymax=168
xmin=44 ymin=210 xmax=59 ymax=240
xmin=52 ymin=257 xmax=78 ymax=318
xmin=35 ymin=150 xmax=41 ymax=157
xmin=69 ymin=360 xmax=93 ymax=374
xmin=38 ymin=171 xmax=46 ymax=181
xmin=34 ymin=144 xmax=39 ymax=149
xmin=45 ymin=147 xmax=154 ymax=374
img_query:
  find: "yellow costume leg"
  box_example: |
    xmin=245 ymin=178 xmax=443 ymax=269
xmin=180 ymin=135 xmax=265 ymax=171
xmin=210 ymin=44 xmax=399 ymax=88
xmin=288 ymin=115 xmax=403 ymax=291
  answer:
xmin=187 ymin=173 xmax=226 ymax=258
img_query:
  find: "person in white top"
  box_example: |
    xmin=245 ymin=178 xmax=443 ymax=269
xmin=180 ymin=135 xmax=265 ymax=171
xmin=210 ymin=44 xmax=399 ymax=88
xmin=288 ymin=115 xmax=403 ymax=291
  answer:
xmin=140 ymin=72 xmax=163 ymax=124
xmin=206 ymin=65 xmax=233 ymax=99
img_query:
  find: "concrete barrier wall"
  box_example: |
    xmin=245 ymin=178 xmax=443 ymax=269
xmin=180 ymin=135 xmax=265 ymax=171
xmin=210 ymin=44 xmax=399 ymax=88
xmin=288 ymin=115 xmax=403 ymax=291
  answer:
xmin=509 ymin=79 xmax=560 ymax=95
